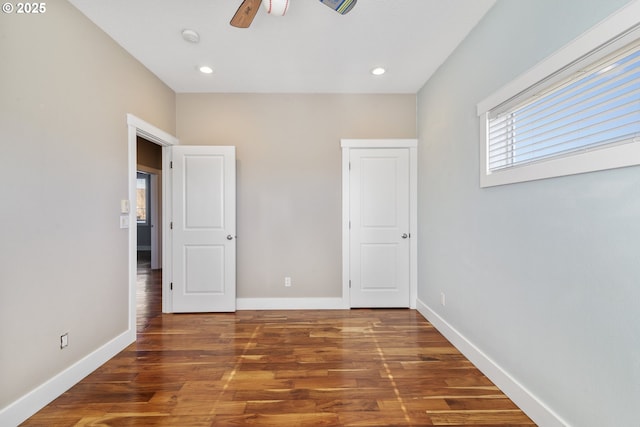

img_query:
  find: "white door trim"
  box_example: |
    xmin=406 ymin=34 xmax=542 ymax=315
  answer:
xmin=127 ymin=114 xmax=178 ymax=328
xmin=341 ymin=139 xmax=418 ymax=309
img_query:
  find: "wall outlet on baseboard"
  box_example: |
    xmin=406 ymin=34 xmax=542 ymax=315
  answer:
xmin=284 ymin=276 xmax=292 ymax=287
xmin=440 ymin=292 xmax=446 ymax=306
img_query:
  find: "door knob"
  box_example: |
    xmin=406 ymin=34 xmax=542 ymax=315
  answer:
xmin=401 ymin=233 xmax=409 ymax=239
xmin=227 ymin=235 xmax=234 ymax=240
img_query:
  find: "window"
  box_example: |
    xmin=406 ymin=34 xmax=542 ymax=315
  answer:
xmin=477 ymin=3 xmax=640 ymax=187
xmin=489 ymin=40 xmax=639 ymax=171
xmin=136 ymin=172 xmax=150 ymax=224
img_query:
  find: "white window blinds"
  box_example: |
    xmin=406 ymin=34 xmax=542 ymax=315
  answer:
xmin=487 ymin=38 xmax=640 ymax=172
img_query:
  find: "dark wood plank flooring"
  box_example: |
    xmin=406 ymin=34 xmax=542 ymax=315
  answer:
xmin=22 ymin=261 xmax=536 ymax=426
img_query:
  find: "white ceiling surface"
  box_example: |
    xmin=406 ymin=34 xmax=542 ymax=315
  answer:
xmin=68 ymin=0 xmax=496 ymax=94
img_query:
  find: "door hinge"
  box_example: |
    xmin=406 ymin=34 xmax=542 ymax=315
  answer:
xmin=170 ymin=222 xmax=173 ymax=230
xmin=170 ymin=282 xmax=173 ymax=290
xmin=170 ymin=161 xmax=173 ymax=169
xmin=349 ymin=280 xmax=351 ymax=288
xmin=349 ymin=221 xmax=351 ymax=229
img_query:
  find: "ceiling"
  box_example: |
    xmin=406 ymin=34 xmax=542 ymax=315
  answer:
xmin=68 ymin=0 xmax=496 ymax=94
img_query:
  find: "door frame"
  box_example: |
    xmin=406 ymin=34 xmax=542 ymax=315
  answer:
xmin=127 ymin=114 xmax=178 ymax=331
xmin=341 ymin=139 xmax=418 ymax=309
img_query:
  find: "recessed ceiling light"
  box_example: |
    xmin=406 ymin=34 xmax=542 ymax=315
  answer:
xmin=371 ymin=67 xmax=386 ymax=76
xmin=182 ymin=29 xmax=200 ymax=43
xmin=199 ymin=66 xmax=214 ymax=74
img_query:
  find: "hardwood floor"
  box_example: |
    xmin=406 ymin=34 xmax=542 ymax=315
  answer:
xmin=22 ymin=262 xmax=536 ymax=426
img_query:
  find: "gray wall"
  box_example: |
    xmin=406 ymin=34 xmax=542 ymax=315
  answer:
xmin=416 ymin=0 xmax=639 ymax=425
xmin=176 ymin=93 xmax=417 ymax=299
xmin=0 ymin=0 xmax=175 ymax=412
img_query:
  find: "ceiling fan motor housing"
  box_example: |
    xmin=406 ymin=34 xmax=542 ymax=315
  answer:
xmin=263 ymin=0 xmax=289 ymax=15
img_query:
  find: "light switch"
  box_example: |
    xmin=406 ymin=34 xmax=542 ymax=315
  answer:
xmin=121 ymin=199 xmax=130 ymax=214
xmin=120 ymin=215 xmax=130 ymax=229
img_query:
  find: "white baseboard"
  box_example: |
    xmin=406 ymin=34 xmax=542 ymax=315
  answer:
xmin=416 ymin=299 xmax=568 ymax=427
xmin=0 ymin=329 xmax=135 ymax=427
xmin=237 ymin=297 xmax=348 ymax=310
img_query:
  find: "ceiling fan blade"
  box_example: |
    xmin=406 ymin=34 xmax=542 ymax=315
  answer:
xmin=319 ymin=0 xmax=357 ymax=15
xmin=230 ymin=0 xmax=262 ymax=28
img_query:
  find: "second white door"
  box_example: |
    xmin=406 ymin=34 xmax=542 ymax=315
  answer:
xmin=349 ymin=148 xmax=410 ymax=307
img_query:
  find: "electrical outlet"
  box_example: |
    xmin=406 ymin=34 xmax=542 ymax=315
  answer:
xmin=440 ymin=292 xmax=446 ymax=306
xmin=284 ymin=276 xmax=292 ymax=287
xmin=60 ymin=333 xmax=69 ymax=349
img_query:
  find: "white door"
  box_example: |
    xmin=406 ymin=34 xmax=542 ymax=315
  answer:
xmin=349 ymin=148 xmax=410 ymax=307
xmin=171 ymin=146 xmax=236 ymax=312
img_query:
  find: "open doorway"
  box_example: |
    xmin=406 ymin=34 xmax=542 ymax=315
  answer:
xmin=127 ymin=113 xmax=178 ymax=336
xmin=136 ymin=137 xmax=163 ymax=330
xmin=136 ymin=137 xmax=162 ymax=269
